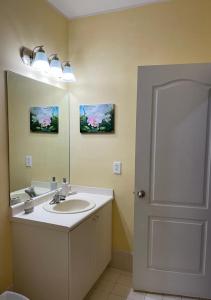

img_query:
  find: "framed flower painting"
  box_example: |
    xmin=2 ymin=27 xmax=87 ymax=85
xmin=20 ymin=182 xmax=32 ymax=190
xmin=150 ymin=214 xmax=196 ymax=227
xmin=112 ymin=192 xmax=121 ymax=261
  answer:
xmin=80 ymin=104 xmax=114 ymax=133
xmin=30 ymin=106 xmax=59 ymax=133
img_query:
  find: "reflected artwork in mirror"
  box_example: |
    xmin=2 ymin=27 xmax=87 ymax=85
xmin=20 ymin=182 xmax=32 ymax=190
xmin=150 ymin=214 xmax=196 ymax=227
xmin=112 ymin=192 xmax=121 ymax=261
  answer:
xmin=30 ymin=106 xmax=59 ymax=133
xmin=7 ymin=71 xmax=70 ymax=206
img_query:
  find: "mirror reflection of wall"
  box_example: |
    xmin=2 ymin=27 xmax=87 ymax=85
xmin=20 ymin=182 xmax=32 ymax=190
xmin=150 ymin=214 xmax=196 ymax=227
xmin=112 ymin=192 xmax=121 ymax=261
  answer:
xmin=7 ymin=71 xmax=70 ymax=206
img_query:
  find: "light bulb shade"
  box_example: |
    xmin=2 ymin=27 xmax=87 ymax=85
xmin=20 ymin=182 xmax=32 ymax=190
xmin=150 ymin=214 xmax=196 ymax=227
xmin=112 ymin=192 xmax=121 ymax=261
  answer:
xmin=32 ymin=47 xmax=49 ymax=72
xmin=62 ymin=62 xmax=76 ymax=82
xmin=49 ymin=55 xmax=63 ymax=78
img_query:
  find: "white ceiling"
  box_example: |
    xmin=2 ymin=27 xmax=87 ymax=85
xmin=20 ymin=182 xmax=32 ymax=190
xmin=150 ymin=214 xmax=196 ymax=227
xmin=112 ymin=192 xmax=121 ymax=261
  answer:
xmin=48 ymin=0 xmax=166 ymax=19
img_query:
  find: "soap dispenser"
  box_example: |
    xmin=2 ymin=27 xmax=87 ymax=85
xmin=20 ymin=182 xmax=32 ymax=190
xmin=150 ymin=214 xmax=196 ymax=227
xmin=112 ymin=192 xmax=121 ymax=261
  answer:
xmin=61 ymin=178 xmax=69 ymax=197
xmin=50 ymin=177 xmax=58 ymax=191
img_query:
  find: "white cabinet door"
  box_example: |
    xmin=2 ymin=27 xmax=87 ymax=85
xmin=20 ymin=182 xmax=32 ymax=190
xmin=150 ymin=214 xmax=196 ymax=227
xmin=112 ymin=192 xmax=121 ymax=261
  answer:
xmin=69 ymin=202 xmax=112 ymax=300
xmin=12 ymin=202 xmax=112 ymax=300
xmin=69 ymin=215 xmax=96 ymax=300
xmin=12 ymin=223 xmax=69 ymax=300
xmin=95 ymin=202 xmax=112 ymax=278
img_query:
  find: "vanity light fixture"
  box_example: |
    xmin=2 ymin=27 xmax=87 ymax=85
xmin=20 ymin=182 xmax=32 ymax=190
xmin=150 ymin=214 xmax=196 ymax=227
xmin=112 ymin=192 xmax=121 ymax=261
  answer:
xmin=62 ymin=62 xmax=76 ymax=82
xmin=20 ymin=47 xmax=32 ymax=66
xmin=49 ymin=54 xmax=63 ymax=78
xmin=20 ymin=46 xmax=76 ymax=82
xmin=32 ymin=46 xmax=49 ymax=72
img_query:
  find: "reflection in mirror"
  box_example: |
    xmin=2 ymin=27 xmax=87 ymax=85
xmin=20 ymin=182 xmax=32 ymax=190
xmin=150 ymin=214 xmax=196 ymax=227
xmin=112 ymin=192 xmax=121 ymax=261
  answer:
xmin=7 ymin=71 xmax=70 ymax=206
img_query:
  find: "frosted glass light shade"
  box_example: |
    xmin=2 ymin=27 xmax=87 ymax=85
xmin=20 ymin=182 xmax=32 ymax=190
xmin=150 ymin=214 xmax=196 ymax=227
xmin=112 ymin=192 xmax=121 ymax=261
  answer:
xmin=62 ymin=63 xmax=76 ymax=82
xmin=49 ymin=55 xmax=63 ymax=78
xmin=32 ymin=47 xmax=49 ymax=72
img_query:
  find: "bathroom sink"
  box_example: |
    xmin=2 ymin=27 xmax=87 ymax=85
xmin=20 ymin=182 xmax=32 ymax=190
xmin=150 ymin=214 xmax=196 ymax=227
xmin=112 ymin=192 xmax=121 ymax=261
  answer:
xmin=43 ymin=198 xmax=96 ymax=214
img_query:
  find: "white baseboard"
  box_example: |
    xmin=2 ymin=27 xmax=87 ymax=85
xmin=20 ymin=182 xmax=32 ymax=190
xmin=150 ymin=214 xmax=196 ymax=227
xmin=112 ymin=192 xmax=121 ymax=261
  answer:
xmin=110 ymin=250 xmax=133 ymax=272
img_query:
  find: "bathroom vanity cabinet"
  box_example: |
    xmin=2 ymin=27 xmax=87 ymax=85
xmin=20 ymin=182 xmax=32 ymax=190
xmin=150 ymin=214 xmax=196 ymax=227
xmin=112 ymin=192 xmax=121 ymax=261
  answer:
xmin=12 ymin=201 xmax=112 ymax=300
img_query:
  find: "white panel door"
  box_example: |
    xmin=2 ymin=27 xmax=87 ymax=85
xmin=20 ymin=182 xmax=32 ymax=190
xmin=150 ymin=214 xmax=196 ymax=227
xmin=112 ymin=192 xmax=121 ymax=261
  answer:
xmin=134 ymin=63 xmax=211 ymax=298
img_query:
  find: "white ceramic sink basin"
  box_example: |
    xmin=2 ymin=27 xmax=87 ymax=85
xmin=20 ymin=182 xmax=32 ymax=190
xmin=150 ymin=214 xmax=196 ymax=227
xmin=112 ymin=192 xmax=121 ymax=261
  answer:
xmin=43 ymin=198 xmax=96 ymax=214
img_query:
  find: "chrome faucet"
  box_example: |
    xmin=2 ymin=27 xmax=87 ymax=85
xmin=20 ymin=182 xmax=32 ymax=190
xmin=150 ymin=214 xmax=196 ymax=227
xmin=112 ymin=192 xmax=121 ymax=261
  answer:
xmin=25 ymin=187 xmax=37 ymax=198
xmin=49 ymin=190 xmax=65 ymax=205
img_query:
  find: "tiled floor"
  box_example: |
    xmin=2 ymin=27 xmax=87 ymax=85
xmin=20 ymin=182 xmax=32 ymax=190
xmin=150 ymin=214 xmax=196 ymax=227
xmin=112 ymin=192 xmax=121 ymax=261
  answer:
xmin=85 ymin=267 xmax=199 ymax=300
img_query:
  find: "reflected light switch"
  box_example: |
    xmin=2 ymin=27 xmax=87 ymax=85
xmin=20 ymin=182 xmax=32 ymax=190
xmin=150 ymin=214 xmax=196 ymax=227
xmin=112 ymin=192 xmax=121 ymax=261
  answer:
xmin=25 ymin=155 xmax=32 ymax=167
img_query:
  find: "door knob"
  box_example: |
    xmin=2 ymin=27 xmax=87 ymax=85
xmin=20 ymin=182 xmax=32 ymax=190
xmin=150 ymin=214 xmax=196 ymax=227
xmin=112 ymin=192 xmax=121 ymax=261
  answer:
xmin=137 ymin=190 xmax=146 ymax=198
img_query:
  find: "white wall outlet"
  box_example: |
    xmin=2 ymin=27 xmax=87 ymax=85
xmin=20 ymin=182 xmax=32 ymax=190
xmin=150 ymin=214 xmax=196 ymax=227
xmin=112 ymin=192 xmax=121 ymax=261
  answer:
xmin=113 ymin=161 xmax=121 ymax=175
xmin=25 ymin=155 xmax=32 ymax=167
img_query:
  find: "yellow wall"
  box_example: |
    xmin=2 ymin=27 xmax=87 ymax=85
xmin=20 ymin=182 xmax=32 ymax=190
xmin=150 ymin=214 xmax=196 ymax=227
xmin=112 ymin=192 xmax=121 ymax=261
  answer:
xmin=7 ymin=72 xmax=69 ymax=192
xmin=2 ymin=0 xmax=211 ymax=291
xmin=68 ymin=0 xmax=211 ymax=253
xmin=0 ymin=0 xmax=68 ymax=292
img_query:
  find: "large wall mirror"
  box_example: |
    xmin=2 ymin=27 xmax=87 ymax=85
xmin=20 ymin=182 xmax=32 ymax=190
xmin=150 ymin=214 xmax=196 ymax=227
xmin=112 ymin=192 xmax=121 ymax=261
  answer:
xmin=7 ymin=71 xmax=70 ymax=206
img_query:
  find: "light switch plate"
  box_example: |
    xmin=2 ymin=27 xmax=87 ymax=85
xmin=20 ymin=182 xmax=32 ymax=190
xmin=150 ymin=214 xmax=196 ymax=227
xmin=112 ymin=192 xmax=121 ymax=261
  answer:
xmin=113 ymin=161 xmax=121 ymax=175
xmin=25 ymin=155 xmax=32 ymax=167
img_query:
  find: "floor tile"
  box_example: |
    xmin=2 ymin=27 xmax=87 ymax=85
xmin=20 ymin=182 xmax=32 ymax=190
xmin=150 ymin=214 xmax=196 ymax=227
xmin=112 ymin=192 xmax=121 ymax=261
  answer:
xmin=127 ymin=289 xmax=146 ymax=300
xmin=112 ymin=283 xmax=131 ymax=297
xmin=182 ymin=298 xmax=198 ymax=300
xmin=145 ymin=293 xmax=163 ymax=300
xmin=86 ymin=290 xmax=109 ymax=300
xmin=119 ymin=270 xmax=132 ymax=276
xmin=106 ymin=267 xmax=121 ymax=275
xmin=86 ymin=267 xmax=200 ymax=300
xmin=163 ymin=296 xmax=181 ymax=300
xmin=94 ymin=279 xmax=115 ymax=293
xmin=117 ymin=274 xmax=132 ymax=287
xmin=101 ymin=268 xmax=121 ymax=283
xmin=108 ymin=294 xmax=124 ymax=300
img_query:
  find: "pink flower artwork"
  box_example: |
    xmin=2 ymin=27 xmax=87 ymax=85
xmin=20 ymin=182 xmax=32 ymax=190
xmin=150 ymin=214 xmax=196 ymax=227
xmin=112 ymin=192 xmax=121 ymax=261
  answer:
xmin=37 ymin=114 xmax=51 ymax=127
xmin=80 ymin=104 xmax=114 ymax=133
xmin=30 ymin=106 xmax=59 ymax=133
